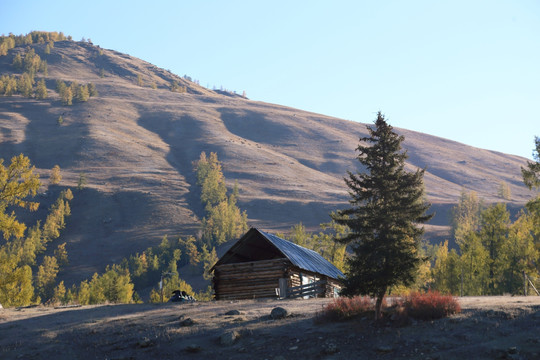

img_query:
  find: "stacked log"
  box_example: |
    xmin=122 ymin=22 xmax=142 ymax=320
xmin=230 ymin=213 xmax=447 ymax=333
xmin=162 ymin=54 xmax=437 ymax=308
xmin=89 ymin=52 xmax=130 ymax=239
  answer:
xmin=287 ymin=268 xmax=339 ymax=298
xmin=288 ymin=271 xmax=302 ymax=288
xmin=318 ymin=278 xmax=341 ymax=298
xmin=213 ymin=258 xmax=290 ymax=300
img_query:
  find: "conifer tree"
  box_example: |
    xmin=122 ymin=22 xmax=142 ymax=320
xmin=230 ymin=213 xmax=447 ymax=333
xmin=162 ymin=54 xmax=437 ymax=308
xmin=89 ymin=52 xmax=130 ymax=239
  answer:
xmin=54 ymin=242 xmax=69 ymax=267
xmin=77 ymin=172 xmax=87 ymax=190
xmin=459 ymin=231 xmax=489 ymax=295
xmin=0 ymin=154 xmax=40 ymax=239
xmin=35 ymin=255 xmax=59 ymax=302
xmin=61 ymin=86 xmax=73 ymax=105
xmin=497 ymin=181 xmax=511 ymax=201
xmin=479 ymin=203 xmax=510 ymax=293
xmin=52 ymin=281 xmax=66 ymax=304
xmin=196 ymin=152 xmax=227 ymax=207
xmin=77 ymin=280 xmax=91 ymax=305
xmin=49 ymin=165 xmax=61 ymax=184
xmin=430 ymin=240 xmax=461 ymax=294
xmin=0 ymin=249 xmax=34 ymax=306
xmin=522 ymin=136 xmax=540 ymax=190
xmin=452 ymin=190 xmax=482 ymax=246
xmin=76 ymin=84 xmax=89 ymax=102
xmin=331 ymin=112 xmax=432 ymax=319
xmin=87 ymin=83 xmax=98 ymax=97
xmin=12 ymin=53 xmax=23 ymax=70
xmin=18 ymin=73 xmax=33 ymax=97
xmin=35 ymin=79 xmax=48 ymax=99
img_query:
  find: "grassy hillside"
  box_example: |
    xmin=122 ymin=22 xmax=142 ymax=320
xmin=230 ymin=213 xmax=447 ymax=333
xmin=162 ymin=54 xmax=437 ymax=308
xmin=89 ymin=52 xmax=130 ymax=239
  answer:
xmin=0 ymin=38 xmax=533 ymax=285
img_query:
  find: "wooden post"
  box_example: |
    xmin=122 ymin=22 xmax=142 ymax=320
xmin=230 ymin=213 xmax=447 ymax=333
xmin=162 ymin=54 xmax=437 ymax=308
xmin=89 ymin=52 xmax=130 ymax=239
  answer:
xmin=524 ymin=271 xmax=527 ymax=296
xmin=460 ymin=267 xmax=464 ymax=297
xmin=160 ymin=272 xmax=173 ymax=303
xmin=526 ymin=273 xmax=540 ymax=296
xmin=160 ymin=276 xmax=164 ymax=303
xmin=279 ymin=278 xmax=288 ymax=299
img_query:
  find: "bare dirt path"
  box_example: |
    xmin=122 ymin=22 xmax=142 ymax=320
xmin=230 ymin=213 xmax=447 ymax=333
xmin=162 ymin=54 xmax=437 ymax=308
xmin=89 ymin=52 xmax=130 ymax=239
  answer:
xmin=1 ymin=296 xmax=539 ymax=359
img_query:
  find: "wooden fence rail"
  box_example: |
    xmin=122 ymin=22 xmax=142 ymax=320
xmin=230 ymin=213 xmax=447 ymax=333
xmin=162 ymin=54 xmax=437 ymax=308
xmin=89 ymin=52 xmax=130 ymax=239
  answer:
xmin=524 ymin=272 xmax=540 ymax=296
xmin=279 ymin=280 xmax=327 ymax=299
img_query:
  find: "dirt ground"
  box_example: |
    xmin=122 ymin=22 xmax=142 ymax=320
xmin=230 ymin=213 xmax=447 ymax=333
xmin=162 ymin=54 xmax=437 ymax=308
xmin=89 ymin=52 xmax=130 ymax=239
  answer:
xmin=1 ymin=296 xmax=539 ymax=360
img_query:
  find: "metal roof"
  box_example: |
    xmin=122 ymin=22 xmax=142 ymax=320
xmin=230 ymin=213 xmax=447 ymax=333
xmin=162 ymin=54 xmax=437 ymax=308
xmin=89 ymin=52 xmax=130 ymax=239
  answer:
xmin=259 ymin=229 xmax=344 ymax=280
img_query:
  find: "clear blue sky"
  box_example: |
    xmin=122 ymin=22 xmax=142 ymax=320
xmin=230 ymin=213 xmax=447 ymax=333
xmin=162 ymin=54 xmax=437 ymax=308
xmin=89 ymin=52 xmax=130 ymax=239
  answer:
xmin=2 ymin=0 xmax=539 ymax=159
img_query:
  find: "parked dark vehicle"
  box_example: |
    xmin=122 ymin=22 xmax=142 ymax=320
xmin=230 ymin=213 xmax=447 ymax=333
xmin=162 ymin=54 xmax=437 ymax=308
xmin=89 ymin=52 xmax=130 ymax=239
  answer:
xmin=169 ymin=290 xmax=196 ymax=303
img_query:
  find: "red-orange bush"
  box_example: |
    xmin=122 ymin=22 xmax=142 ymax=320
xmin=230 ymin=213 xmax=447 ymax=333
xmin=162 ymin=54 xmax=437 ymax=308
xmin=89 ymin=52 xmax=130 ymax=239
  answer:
xmin=316 ymin=296 xmax=378 ymax=322
xmin=402 ymin=291 xmax=461 ymax=320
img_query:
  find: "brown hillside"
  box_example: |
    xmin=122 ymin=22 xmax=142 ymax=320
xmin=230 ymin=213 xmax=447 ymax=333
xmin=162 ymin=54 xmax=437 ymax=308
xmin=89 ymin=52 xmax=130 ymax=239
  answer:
xmin=0 ymin=40 xmax=533 ymax=284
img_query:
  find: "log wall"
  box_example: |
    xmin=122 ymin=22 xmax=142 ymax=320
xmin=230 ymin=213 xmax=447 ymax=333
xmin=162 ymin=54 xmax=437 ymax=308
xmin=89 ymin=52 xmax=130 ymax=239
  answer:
xmin=213 ymin=258 xmax=289 ymax=300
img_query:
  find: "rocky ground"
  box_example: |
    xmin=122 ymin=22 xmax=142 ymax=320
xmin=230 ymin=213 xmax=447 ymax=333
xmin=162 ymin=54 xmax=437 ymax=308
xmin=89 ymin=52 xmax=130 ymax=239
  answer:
xmin=1 ymin=296 xmax=539 ymax=360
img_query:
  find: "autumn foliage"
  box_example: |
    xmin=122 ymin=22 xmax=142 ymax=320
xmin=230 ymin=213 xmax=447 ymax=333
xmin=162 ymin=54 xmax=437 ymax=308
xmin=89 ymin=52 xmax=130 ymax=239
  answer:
xmin=316 ymin=296 xmax=377 ymax=322
xmin=318 ymin=291 xmax=460 ymax=323
xmin=401 ymin=291 xmax=461 ymax=320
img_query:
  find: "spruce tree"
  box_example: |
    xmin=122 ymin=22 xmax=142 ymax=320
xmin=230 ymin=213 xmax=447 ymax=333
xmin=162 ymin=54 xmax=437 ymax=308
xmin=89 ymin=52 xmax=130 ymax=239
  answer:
xmin=521 ymin=136 xmax=540 ymax=190
xmin=331 ymin=112 xmax=432 ymax=319
xmin=35 ymin=79 xmax=48 ymax=99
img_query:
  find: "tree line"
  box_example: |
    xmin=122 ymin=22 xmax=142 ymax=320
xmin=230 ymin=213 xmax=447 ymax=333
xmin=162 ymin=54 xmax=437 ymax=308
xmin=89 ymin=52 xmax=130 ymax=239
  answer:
xmin=0 ymin=31 xmax=70 ymax=56
xmin=195 ymin=152 xmax=248 ymax=247
xmin=0 ymin=47 xmax=48 ymax=98
xmin=0 ymin=156 xmax=73 ymax=307
xmin=0 ymin=35 xmax=98 ymax=104
xmin=430 ymin=139 xmax=540 ymax=296
xmin=430 ymin=193 xmax=538 ymax=295
xmin=56 ymin=80 xmax=97 ymax=105
xmin=0 ymin=151 xmax=241 ymax=307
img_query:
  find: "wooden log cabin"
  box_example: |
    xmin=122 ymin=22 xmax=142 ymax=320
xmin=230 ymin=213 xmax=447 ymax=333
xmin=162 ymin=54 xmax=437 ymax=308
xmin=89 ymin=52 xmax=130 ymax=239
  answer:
xmin=211 ymin=228 xmax=343 ymax=300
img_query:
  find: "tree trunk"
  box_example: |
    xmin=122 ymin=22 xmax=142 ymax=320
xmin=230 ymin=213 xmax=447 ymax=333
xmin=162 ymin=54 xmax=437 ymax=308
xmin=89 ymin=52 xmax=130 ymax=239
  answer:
xmin=374 ymin=288 xmax=386 ymax=320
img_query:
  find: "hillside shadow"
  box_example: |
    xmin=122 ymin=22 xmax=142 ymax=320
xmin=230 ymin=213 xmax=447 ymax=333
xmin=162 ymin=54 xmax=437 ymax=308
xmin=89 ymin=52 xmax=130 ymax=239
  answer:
xmin=219 ymin=108 xmax=357 ymax=176
xmin=243 ymin=199 xmax=342 ymax=231
xmin=0 ymin=303 xmax=164 ymax=333
xmin=219 ymin=108 xmax=301 ymax=146
xmin=136 ymin=109 xmax=225 ymax=219
xmin=57 ymin=187 xmax=175 ymax=285
xmin=0 ymin=98 xmax=90 ymax=169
